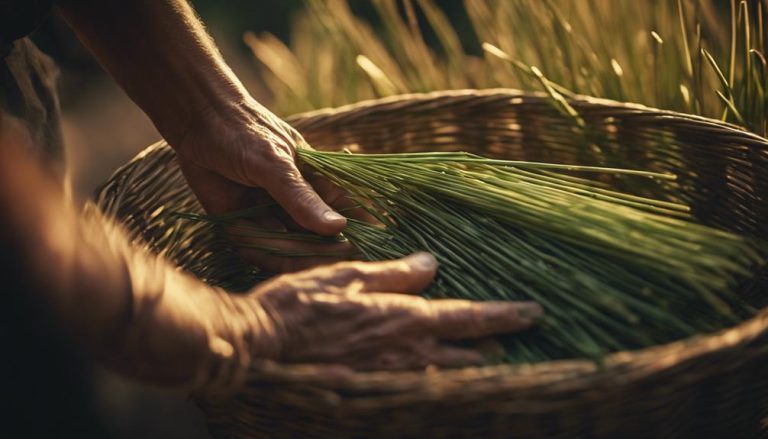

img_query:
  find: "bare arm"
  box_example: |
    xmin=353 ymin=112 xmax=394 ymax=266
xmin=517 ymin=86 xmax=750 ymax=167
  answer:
xmin=57 ymin=0 xmax=357 ymax=271
xmin=0 ymin=116 xmax=247 ymax=392
xmin=0 ymin=115 xmax=541 ymax=393
xmin=56 ymin=0 xmax=243 ymax=147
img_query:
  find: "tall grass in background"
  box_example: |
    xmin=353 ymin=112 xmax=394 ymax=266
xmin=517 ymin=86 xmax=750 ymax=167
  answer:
xmin=245 ymin=0 xmax=768 ymax=136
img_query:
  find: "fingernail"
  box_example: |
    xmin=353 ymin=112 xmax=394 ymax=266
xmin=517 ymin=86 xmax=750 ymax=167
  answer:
xmin=410 ymin=252 xmax=437 ymax=271
xmin=323 ymin=210 xmax=346 ymax=223
xmin=518 ymin=302 xmax=544 ymax=320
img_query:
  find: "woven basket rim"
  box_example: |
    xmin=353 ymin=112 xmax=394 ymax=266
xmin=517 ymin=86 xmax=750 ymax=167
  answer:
xmin=286 ymin=88 xmax=768 ymax=147
xmin=231 ymin=88 xmax=768 ymax=402
xmin=102 ymin=89 xmax=768 ymax=406
xmin=244 ymin=311 xmax=767 ymax=407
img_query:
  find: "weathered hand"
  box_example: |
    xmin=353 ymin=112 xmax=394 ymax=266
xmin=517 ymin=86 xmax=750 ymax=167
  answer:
xmin=173 ymin=98 xmax=364 ymax=273
xmin=240 ymin=253 xmax=542 ymax=371
xmin=60 ymin=0 xmax=361 ymax=273
xmin=0 ymin=131 xmax=540 ymax=390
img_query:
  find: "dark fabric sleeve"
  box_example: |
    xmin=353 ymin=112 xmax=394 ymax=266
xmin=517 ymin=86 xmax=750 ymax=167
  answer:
xmin=0 ymin=0 xmax=55 ymax=50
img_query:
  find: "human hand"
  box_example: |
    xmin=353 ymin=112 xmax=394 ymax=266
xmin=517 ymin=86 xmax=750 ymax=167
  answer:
xmin=172 ymin=98 xmax=363 ymax=273
xmin=238 ymin=252 xmax=542 ymax=371
xmin=59 ymin=0 xmax=360 ymax=273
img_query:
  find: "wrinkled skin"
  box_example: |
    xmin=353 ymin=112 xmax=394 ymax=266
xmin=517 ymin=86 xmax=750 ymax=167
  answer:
xmin=0 ymin=128 xmax=542 ymax=390
xmin=237 ymin=253 xmax=543 ymax=371
xmin=59 ymin=0 xmax=363 ymax=274
xmin=1 ymin=0 xmax=547 ymax=395
xmin=175 ymin=98 xmax=366 ymax=273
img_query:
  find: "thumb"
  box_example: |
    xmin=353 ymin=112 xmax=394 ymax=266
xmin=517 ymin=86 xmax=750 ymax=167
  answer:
xmin=260 ymin=158 xmax=347 ymax=236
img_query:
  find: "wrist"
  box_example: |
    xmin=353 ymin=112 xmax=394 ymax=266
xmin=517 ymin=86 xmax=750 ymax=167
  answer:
xmin=155 ymin=88 xmax=252 ymax=150
xmin=188 ymin=290 xmax=281 ymax=394
xmin=223 ymin=293 xmax=282 ymax=362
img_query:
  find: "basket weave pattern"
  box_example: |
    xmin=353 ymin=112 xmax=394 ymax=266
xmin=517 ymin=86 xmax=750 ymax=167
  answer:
xmin=95 ymin=89 xmax=768 ymax=438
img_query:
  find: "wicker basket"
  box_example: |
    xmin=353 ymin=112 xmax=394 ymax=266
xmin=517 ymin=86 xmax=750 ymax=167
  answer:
xmin=95 ymin=89 xmax=768 ymax=438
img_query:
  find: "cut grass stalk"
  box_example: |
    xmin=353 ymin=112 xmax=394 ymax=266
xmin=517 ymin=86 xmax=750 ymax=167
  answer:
xmin=193 ymin=149 xmax=764 ymax=363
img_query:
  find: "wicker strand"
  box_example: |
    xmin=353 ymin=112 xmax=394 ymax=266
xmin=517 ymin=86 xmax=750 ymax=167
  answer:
xmin=95 ymin=89 xmax=768 ymax=439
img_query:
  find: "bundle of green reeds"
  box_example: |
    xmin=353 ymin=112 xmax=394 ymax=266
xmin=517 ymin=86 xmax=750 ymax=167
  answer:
xmin=226 ymin=0 xmax=768 ymax=362
xmin=184 ymin=148 xmax=764 ymax=364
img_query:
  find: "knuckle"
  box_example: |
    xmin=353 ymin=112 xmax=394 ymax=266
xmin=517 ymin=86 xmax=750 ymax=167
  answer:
xmin=405 ymin=297 xmax=434 ymax=322
xmin=260 ymin=143 xmax=292 ymax=163
xmin=251 ymin=275 xmax=293 ymax=298
xmin=330 ymin=262 xmax=367 ymax=283
xmin=463 ymin=304 xmax=486 ymax=335
xmin=330 ymin=259 xmax=365 ymax=273
xmin=299 ymin=261 xmax=365 ymax=288
xmin=291 ymin=183 xmax=321 ymax=209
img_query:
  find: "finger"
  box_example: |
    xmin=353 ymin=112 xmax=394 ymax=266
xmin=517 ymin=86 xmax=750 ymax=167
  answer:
xmin=352 ymin=341 xmax=485 ymax=371
xmin=304 ymin=171 xmax=378 ymax=224
xmin=423 ymin=300 xmax=543 ymax=339
xmin=260 ymin=157 xmax=347 ymax=236
xmin=178 ymin=160 xmax=250 ymax=216
xmin=274 ymin=193 xmax=377 ymax=232
xmin=355 ymin=253 xmax=438 ymax=294
xmin=254 ymin=175 xmax=377 ymax=234
xmin=293 ymin=252 xmax=438 ymax=294
xmin=421 ymin=344 xmax=486 ymax=369
xmin=236 ymin=237 xmax=360 ymax=273
xmin=225 ymin=210 xmax=360 ymax=273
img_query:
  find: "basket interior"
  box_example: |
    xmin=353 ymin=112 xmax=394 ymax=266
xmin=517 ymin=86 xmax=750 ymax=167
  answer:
xmin=96 ymin=89 xmax=768 ymax=316
xmin=93 ymin=90 xmax=768 ymax=437
xmin=291 ymin=92 xmax=768 ymax=238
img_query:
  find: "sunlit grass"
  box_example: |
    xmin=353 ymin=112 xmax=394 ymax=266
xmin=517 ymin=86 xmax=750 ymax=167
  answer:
xmin=246 ymin=0 xmax=767 ymax=136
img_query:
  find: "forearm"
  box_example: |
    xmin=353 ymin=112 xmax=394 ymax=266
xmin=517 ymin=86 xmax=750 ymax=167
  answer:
xmin=59 ymin=0 xmax=350 ymax=237
xmin=0 ymin=117 xmax=128 ymax=344
xmin=77 ymin=206 xmax=252 ymax=391
xmin=56 ymin=0 xmax=248 ymax=145
xmin=0 ymin=118 xmax=255 ymax=393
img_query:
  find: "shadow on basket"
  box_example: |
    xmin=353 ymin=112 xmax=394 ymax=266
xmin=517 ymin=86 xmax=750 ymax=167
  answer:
xmin=95 ymin=89 xmax=768 ymax=439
